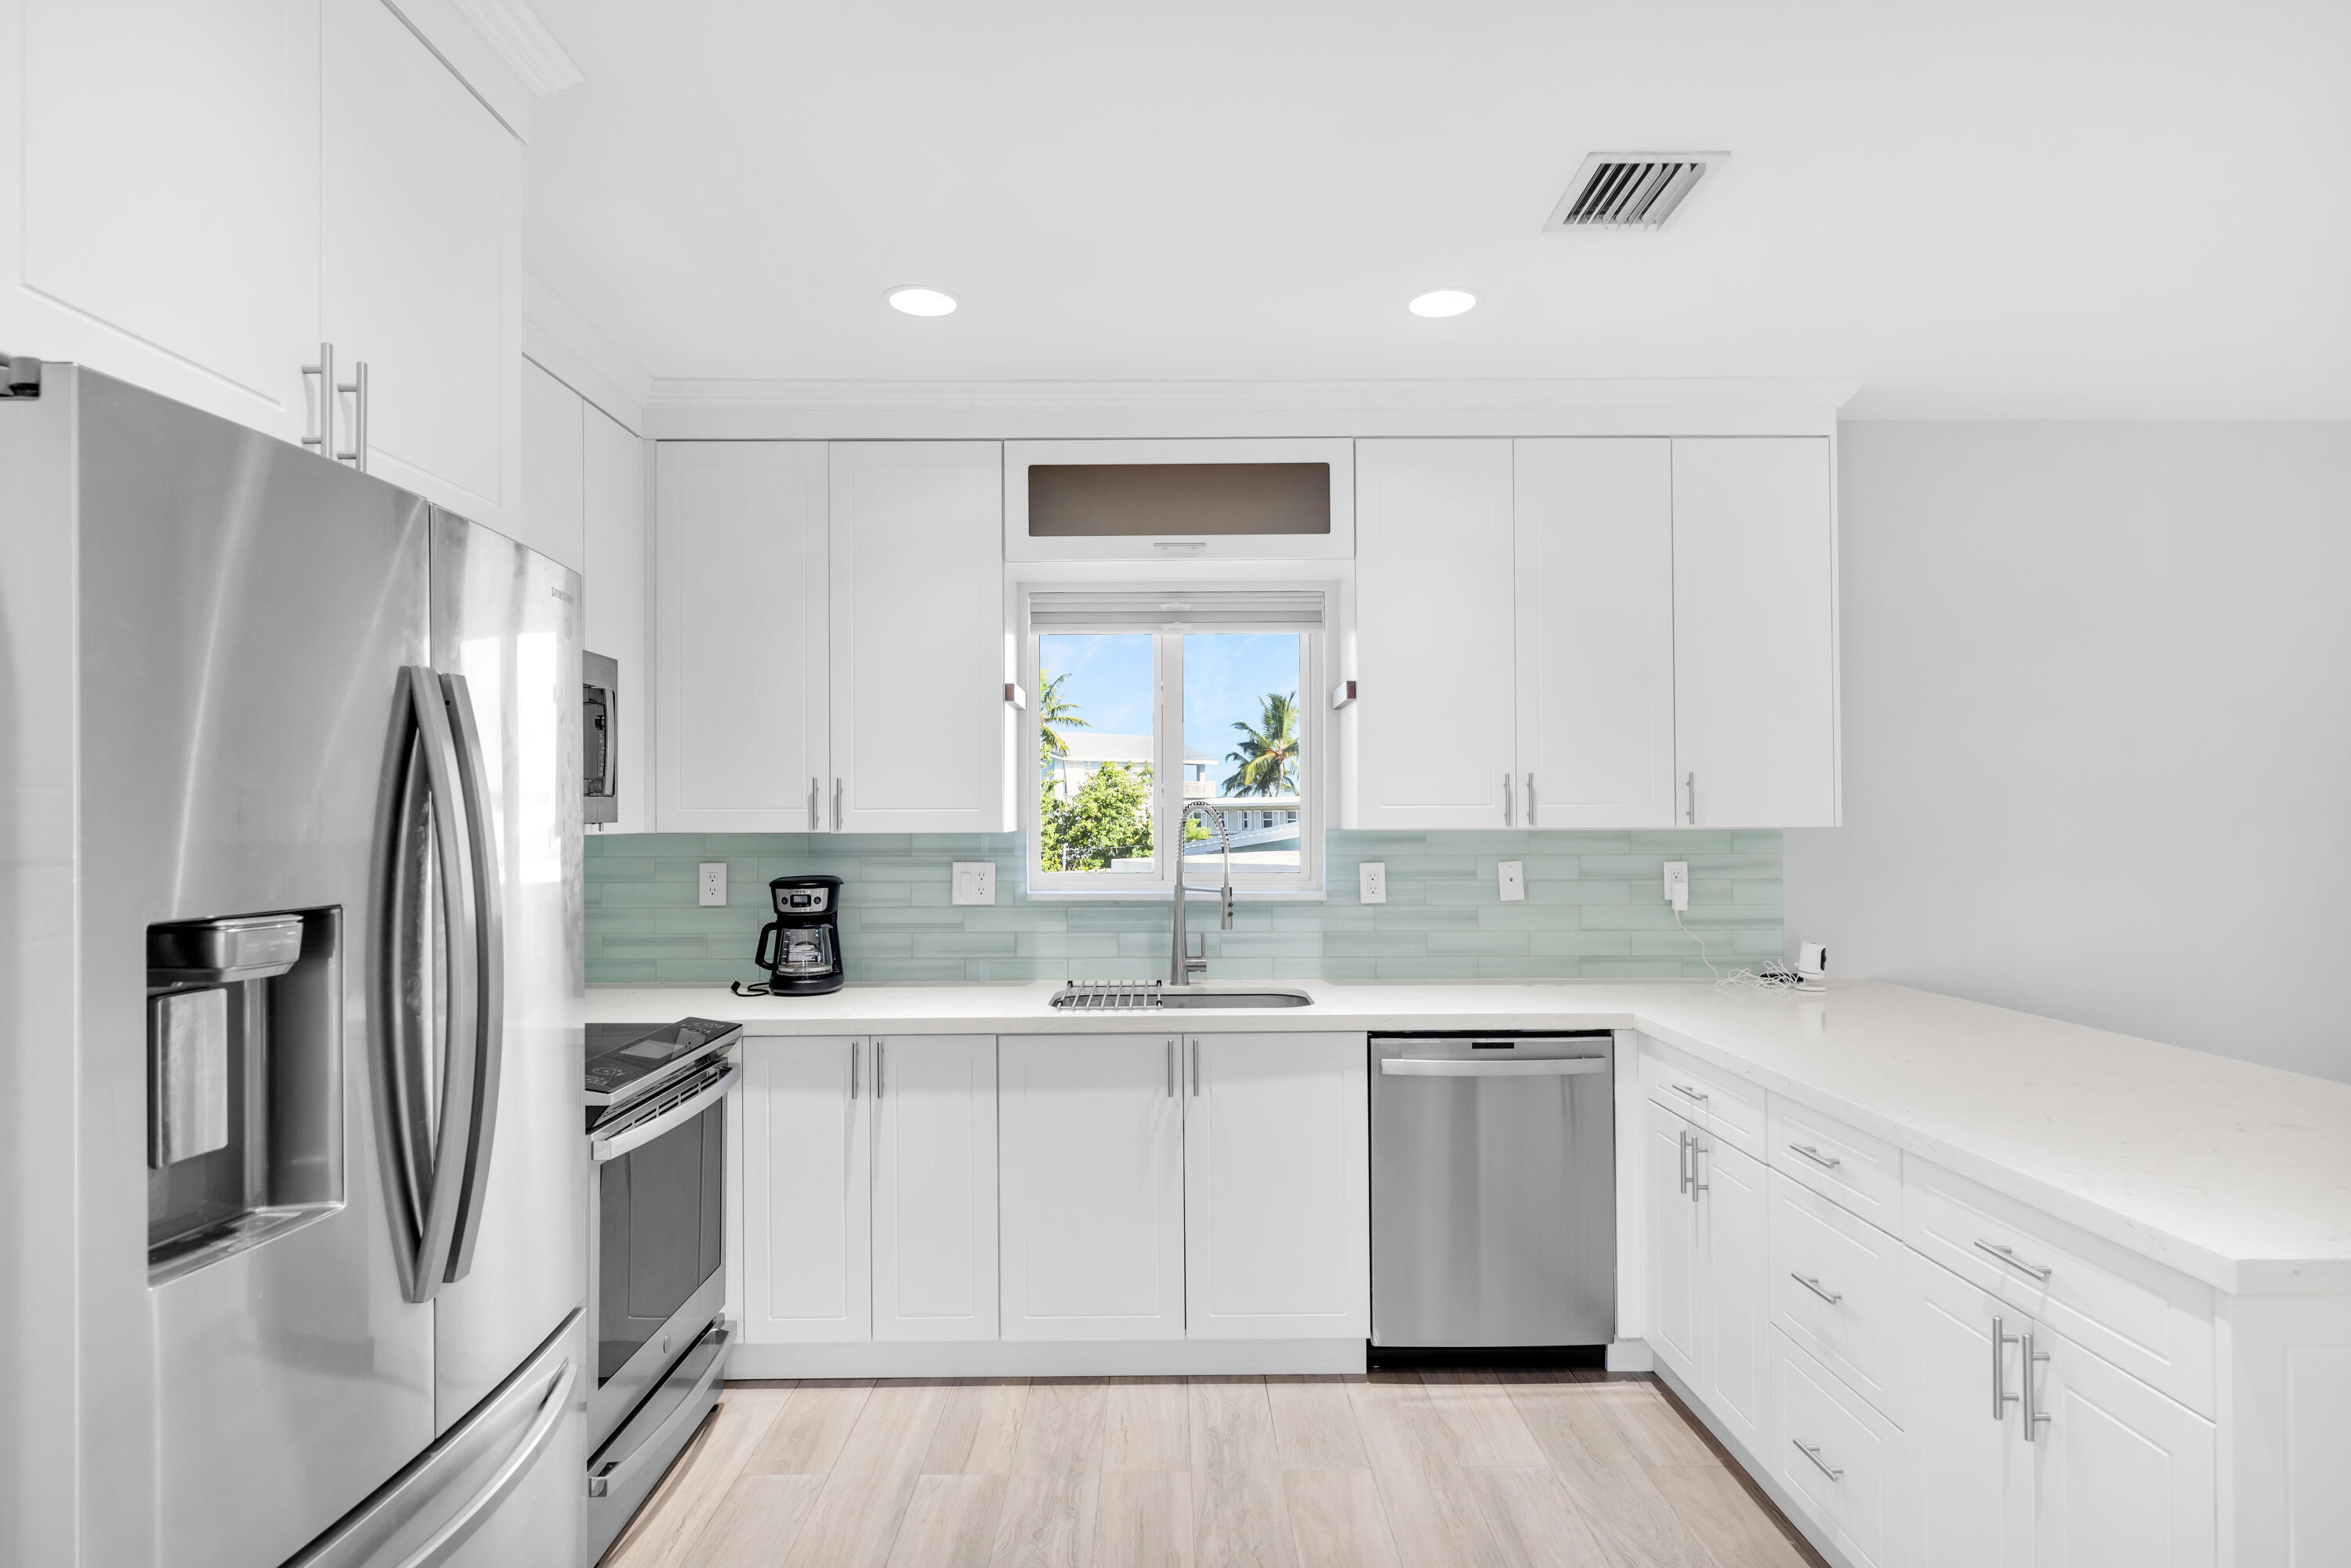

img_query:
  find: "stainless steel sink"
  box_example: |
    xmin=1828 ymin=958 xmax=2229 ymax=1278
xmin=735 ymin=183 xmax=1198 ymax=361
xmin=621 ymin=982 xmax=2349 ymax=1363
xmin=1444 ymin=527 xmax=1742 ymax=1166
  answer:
xmin=1155 ymin=989 xmax=1314 ymax=1009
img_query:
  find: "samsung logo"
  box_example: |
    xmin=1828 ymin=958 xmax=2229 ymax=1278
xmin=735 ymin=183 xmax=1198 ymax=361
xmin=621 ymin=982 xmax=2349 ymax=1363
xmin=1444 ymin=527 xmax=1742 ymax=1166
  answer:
xmin=550 ymin=586 xmax=575 ymax=603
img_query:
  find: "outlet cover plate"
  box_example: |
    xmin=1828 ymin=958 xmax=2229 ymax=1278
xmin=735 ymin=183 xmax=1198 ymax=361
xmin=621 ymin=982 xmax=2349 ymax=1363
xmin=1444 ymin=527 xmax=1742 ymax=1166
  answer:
xmin=1663 ymin=860 xmax=1689 ymax=911
xmin=698 ymin=862 xmax=727 ymax=907
xmin=1359 ymin=862 xmax=1387 ymax=904
xmin=951 ymin=861 xmax=997 ymax=906
xmin=1498 ymin=860 xmax=1526 ymax=902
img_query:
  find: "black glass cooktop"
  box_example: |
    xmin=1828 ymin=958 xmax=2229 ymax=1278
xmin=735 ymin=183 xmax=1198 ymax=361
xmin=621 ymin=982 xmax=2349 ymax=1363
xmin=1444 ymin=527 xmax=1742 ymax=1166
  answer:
xmin=585 ymin=1016 xmax=742 ymax=1107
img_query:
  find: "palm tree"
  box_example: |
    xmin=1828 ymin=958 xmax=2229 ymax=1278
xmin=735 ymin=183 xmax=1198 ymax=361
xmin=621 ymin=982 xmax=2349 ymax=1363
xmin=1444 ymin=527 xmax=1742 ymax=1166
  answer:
xmin=1222 ymin=691 xmax=1300 ymax=797
xmin=1038 ymin=669 xmax=1090 ymax=773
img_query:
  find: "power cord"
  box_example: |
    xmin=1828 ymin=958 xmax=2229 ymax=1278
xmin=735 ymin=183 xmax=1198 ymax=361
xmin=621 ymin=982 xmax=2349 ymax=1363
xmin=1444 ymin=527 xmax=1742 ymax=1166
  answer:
xmin=1674 ymin=906 xmax=1817 ymax=994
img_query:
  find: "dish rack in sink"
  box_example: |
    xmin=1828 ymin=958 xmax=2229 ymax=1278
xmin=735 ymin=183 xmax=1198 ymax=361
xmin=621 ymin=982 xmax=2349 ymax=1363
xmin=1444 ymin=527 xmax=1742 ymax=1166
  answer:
xmin=1049 ymin=980 xmax=1166 ymax=1010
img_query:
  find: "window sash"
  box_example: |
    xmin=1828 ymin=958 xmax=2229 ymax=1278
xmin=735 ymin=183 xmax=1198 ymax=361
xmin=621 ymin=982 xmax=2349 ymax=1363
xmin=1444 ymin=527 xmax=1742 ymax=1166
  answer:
xmin=1028 ymin=625 xmax=1321 ymax=896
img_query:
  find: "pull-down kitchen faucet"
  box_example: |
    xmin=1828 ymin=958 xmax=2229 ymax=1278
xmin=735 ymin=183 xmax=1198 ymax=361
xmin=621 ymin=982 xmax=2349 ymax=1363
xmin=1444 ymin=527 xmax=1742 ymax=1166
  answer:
xmin=1169 ymin=801 xmax=1235 ymax=986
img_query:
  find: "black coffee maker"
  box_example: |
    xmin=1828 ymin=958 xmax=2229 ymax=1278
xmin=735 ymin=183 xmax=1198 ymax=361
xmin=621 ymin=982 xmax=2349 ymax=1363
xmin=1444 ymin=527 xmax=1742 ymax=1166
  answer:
xmin=730 ymin=875 xmax=845 ymax=996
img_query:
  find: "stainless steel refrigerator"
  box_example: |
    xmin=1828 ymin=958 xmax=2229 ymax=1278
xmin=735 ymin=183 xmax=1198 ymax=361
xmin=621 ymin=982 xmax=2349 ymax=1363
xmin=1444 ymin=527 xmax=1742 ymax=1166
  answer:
xmin=0 ymin=365 xmax=586 ymax=1568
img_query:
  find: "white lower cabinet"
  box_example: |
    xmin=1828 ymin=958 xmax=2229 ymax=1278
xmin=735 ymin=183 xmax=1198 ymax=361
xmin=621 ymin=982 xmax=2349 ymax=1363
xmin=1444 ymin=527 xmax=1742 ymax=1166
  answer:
xmin=740 ymin=1037 xmax=871 ymax=1343
xmin=1644 ymin=1098 xmax=1768 ymax=1450
xmin=998 ymin=1034 xmax=1186 ymax=1341
xmin=871 ymin=1035 xmax=998 ymax=1342
xmin=1769 ymin=1326 xmax=1905 ymax=1568
xmin=1897 ymin=1244 xmax=2215 ymax=1566
xmin=1183 ymin=1032 xmax=1368 ymax=1338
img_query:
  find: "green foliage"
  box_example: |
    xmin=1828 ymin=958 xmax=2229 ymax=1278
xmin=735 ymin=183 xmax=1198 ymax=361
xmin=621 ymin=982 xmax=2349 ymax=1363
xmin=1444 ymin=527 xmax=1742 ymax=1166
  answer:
xmin=1222 ymin=691 xmax=1301 ymax=797
xmin=1037 ymin=668 xmax=1089 ymax=770
xmin=1041 ymin=760 xmax=1156 ymax=872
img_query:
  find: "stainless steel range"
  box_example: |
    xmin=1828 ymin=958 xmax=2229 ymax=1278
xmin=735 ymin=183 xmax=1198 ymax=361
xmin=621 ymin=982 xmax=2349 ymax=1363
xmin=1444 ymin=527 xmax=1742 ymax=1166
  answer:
xmin=582 ymin=1017 xmax=742 ymax=1561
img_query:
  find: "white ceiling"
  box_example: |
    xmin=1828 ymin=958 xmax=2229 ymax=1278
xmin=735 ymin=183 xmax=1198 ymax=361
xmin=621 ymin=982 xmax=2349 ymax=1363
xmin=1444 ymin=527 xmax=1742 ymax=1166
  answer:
xmin=521 ymin=0 xmax=2351 ymax=418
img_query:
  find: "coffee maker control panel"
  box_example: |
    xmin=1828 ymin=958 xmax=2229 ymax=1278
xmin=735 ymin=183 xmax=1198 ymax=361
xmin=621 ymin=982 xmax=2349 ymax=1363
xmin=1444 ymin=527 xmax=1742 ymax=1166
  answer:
xmin=777 ymin=886 xmax=830 ymax=913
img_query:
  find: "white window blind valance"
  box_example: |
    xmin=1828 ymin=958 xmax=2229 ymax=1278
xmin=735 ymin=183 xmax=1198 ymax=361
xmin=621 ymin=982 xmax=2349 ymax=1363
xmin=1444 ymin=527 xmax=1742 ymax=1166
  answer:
xmin=1027 ymin=588 xmax=1326 ymax=632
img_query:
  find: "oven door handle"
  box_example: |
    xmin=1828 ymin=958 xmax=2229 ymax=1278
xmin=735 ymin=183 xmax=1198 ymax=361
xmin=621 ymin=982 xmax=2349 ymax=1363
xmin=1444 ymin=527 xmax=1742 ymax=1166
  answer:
xmin=591 ymin=1061 xmax=741 ymax=1165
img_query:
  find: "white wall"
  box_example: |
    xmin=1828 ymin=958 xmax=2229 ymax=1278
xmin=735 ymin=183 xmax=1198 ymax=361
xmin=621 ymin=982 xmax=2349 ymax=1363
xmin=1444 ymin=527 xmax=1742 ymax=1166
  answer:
xmin=1786 ymin=422 xmax=2351 ymax=1082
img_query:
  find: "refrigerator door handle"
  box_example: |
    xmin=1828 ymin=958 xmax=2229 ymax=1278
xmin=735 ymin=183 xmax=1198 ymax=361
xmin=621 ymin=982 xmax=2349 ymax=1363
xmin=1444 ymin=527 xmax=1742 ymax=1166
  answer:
xmin=437 ymin=672 xmax=505 ymax=1285
xmin=284 ymin=1338 xmax=578 ymax=1568
xmin=391 ymin=665 xmax=483 ymax=1305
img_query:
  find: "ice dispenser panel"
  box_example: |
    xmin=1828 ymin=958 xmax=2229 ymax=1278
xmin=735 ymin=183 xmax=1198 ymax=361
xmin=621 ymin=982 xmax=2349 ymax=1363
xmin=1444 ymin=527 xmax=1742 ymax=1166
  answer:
xmin=144 ymin=908 xmax=344 ymax=1282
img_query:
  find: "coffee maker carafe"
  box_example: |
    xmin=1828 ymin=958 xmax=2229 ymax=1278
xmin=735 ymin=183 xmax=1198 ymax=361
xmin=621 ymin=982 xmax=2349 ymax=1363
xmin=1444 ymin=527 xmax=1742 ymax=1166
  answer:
xmin=730 ymin=875 xmax=845 ymax=996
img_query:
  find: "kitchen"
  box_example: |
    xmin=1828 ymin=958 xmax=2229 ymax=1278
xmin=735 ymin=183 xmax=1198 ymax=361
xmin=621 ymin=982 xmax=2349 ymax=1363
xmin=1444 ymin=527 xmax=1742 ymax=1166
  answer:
xmin=3 ymin=4 xmax=2349 ymax=1567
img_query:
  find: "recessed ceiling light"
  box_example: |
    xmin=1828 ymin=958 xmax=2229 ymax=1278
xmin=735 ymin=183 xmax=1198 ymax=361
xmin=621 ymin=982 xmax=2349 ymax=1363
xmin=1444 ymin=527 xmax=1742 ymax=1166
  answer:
xmin=886 ymin=286 xmax=958 ymax=317
xmin=1408 ymin=288 xmax=1477 ymax=319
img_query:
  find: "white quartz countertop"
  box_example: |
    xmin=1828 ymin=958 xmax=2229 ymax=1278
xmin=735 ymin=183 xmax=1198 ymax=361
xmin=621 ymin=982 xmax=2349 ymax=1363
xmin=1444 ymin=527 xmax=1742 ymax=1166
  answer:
xmin=585 ymin=977 xmax=2351 ymax=1298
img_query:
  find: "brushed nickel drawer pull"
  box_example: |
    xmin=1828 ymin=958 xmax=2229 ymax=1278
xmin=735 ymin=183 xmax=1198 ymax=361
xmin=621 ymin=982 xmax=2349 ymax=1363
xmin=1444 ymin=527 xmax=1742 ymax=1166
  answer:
xmin=1790 ymin=1272 xmax=1843 ymax=1306
xmin=1792 ymin=1440 xmax=1842 ymax=1482
xmin=1974 ymin=1238 xmax=2054 ymax=1282
xmin=1787 ymin=1142 xmax=1842 ymax=1171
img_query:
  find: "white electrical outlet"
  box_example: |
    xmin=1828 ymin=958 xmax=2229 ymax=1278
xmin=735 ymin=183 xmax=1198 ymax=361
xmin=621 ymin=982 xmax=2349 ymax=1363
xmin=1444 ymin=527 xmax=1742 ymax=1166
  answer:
xmin=698 ymin=862 xmax=727 ymax=907
xmin=951 ymin=861 xmax=997 ymax=906
xmin=1359 ymin=861 xmax=1387 ymax=904
xmin=1663 ymin=860 xmax=1689 ymax=912
xmin=1498 ymin=860 xmax=1526 ymax=902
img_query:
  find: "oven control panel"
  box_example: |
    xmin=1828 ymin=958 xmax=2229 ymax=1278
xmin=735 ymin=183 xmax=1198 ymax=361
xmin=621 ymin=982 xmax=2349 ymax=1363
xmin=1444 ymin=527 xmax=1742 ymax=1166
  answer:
xmin=585 ymin=1016 xmax=742 ymax=1106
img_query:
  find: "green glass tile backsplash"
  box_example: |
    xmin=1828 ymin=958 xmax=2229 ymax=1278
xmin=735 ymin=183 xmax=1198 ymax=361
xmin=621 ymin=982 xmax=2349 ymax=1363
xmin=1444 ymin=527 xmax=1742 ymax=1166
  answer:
xmin=585 ymin=830 xmax=1782 ymax=985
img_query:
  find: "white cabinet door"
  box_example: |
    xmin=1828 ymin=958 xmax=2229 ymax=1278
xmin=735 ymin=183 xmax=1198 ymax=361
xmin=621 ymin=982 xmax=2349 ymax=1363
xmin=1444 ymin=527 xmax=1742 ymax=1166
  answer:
xmin=1349 ymin=440 xmax=1516 ymax=828
xmin=1183 ymin=1032 xmax=1367 ymax=1339
xmin=1512 ymin=439 xmax=1678 ymax=827
xmin=583 ymin=405 xmax=647 ymax=831
xmin=518 ymin=360 xmax=585 ymax=574
xmin=828 ymin=441 xmax=1008 ymax=834
xmin=1700 ymin=1135 xmax=1770 ymax=1452
xmin=1671 ymin=437 xmax=1837 ymax=827
xmin=1900 ymin=1246 xmax=2034 ymax=1568
xmin=998 ymin=1035 xmax=1184 ymax=1342
xmin=1646 ymin=1099 xmax=1704 ymax=1380
xmin=2030 ymin=1324 xmax=2216 ymax=1568
xmin=321 ymin=0 xmax=520 ymax=529
xmin=871 ymin=1035 xmax=998 ymax=1343
xmin=740 ymin=1037 xmax=870 ymax=1343
xmin=656 ymin=442 xmax=829 ymax=831
xmin=3 ymin=0 xmax=321 ymax=444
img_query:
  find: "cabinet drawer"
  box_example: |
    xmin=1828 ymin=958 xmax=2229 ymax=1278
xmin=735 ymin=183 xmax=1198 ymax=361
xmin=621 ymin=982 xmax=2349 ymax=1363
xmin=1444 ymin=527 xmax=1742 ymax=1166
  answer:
xmin=1642 ymin=1037 xmax=1765 ymax=1161
xmin=1768 ymin=1095 xmax=1901 ymax=1233
xmin=1768 ymin=1171 xmax=1902 ymax=1420
xmin=1769 ymin=1327 xmax=1903 ymax=1568
xmin=1904 ymin=1157 xmax=2215 ymax=1417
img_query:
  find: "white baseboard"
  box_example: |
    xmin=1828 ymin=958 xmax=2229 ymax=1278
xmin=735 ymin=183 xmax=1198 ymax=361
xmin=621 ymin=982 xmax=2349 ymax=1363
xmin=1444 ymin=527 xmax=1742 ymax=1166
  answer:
xmin=726 ymin=1337 xmax=1368 ymax=1380
xmin=1607 ymin=1338 xmax=1655 ymax=1373
xmin=1651 ymin=1362 xmax=1853 ymax=1568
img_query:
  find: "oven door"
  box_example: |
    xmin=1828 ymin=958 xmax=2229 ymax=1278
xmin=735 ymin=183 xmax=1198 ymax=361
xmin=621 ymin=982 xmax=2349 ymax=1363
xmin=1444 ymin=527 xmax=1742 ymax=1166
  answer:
xmin=585 ymin=1057 xmax=735 ymax=1449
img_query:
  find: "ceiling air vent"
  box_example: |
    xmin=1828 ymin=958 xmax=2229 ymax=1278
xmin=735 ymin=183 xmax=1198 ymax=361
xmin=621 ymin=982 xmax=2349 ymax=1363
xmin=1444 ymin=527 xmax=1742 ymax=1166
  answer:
xmin=1544 ymin=152 xmax=1730 ymax=232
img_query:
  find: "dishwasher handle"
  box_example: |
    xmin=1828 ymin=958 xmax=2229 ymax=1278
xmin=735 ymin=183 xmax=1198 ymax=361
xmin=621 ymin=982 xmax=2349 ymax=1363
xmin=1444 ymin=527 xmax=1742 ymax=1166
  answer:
xmin=1379 ymin=1057 xmax=1609 ymax=1078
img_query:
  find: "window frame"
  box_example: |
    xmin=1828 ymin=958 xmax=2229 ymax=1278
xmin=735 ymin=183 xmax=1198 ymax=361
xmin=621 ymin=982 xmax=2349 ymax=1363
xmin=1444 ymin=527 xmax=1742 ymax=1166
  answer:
xmin=1020 ymin=585 xmax=1328 ymax=900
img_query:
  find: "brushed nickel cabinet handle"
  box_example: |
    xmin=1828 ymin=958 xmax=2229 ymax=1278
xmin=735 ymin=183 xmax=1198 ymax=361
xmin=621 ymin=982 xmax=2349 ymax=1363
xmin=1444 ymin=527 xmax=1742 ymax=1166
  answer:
xmin=1791 ymin=1440 xmax=1842 ymax=1482
xmin=1991 ymin=1314 xmax=2020 ymax=1420
xmin=1787 ymin=1143 xmax=1842 ymax=1171
xmin=1974 ymin=1239 xmax=2053 ymax=1282
xmin=2022 ymin=1331 xmax=2052 ymax=1440
xmin=1790 ymin=1272 xmax=1843 ymax=1306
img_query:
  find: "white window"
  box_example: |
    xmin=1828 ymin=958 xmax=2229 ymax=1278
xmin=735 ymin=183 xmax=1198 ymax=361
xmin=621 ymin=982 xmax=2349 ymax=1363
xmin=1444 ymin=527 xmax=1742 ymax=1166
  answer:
xmin=1023 ymin=588 xmax=1327 ymax=896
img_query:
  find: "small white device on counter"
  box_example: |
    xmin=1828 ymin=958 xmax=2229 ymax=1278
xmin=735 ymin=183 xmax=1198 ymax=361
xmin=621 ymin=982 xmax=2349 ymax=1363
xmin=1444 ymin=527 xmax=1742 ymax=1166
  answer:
xmin=1795 ymin=941 xmax=1829 ymax=991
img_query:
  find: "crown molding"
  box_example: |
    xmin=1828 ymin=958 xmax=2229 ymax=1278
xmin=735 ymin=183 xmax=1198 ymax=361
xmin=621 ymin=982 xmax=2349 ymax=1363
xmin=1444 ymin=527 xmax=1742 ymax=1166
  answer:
xmin=523 ymin=274 xmax=654 ymax=433
xmin=641 ymin=378 xmax=1861 ymax=440
xmin=450 ymin=0 xmax=584 ymax=96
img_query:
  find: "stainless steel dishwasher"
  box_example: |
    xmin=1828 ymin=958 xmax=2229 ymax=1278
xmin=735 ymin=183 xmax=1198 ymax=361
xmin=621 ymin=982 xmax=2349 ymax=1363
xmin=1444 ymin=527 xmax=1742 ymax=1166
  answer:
xmin=1371 ymin=1033 xmax=1616 ymax=1349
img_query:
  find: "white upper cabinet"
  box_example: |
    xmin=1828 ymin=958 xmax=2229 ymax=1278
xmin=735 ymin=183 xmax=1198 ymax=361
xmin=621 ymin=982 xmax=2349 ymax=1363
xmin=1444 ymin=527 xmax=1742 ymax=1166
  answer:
xmin=657 ymin=442 xmax=830 ymax=831
xmin=871 ymin=1035 xmax=998 ymax=1343
xmin=582 ymin=405 xmax=648 ymax=831
xmin=1514 ymin=440 xmax=1679 ymax=827
xmin=518 ymin=360 xmax=585 ymax=573
xmin=829 ymin=441 xmax=1010 ymax=833
xmin=1183 ymin=1032 xmax=1369 ymax=1340
xmin=321 ymin=0 xmax=520 ymax=529
xmin=1350 ymin=440 xmax=1517 ymax=828
xmin=3 ymin=0 xmax=322 ymax=444
xmin=1672 ymin=437 xmax=1838 ymax=827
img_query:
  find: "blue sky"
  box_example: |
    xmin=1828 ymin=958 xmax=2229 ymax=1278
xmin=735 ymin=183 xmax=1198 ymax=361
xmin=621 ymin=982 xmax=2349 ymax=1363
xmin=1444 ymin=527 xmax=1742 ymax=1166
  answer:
xmin=1040 ymin=633 xmax=1302 ymax=783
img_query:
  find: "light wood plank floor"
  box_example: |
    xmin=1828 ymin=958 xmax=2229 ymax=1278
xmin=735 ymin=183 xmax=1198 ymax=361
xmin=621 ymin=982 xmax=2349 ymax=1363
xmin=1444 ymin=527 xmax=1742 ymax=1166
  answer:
xmin=600 ymin=1371 xmax=1826 ymax=1568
